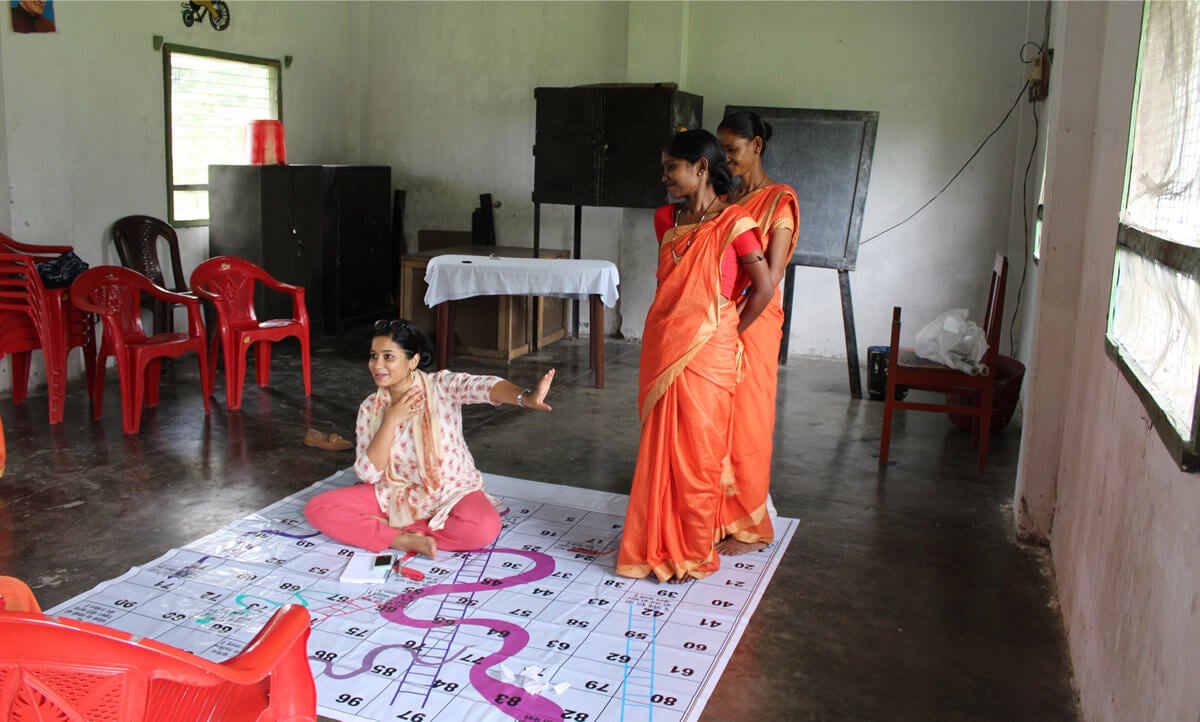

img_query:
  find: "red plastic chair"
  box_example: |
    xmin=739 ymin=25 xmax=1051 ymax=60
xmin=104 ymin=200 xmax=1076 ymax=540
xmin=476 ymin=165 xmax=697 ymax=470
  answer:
xmin=111 ymin=215 xmax=193 ymax=334
xmin=0 ymin=233 xmax=97 ymax=424
xmin=0 ymin=577 xmax=316 ymax=722
xmin=190 ymin=256 xmax=312 ymax=411
xmin=70 ymin=266 xmax=212 ymax=434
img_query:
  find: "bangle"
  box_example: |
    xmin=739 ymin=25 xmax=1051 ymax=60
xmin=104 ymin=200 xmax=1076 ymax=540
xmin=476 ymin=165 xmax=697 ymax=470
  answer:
xmin=517 ymin=388 xmax=532 ymax=408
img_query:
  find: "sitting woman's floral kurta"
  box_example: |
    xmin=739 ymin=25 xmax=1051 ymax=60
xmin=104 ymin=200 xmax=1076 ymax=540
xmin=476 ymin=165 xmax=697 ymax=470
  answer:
xmin=353 ymin=370 xmax=502 ymax=530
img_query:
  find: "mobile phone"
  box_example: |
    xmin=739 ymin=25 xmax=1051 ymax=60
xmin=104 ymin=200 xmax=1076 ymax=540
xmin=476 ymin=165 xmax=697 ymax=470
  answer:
xmin=373 ymin=553 xmax=394 ymax=569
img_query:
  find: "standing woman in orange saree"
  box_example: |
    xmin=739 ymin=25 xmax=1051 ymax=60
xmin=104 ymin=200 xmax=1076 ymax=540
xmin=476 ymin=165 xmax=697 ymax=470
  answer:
xmin=617 ymin=130 xmax=775 ymax=583
xmin=715 ymin=111 xmax=801 ymax=555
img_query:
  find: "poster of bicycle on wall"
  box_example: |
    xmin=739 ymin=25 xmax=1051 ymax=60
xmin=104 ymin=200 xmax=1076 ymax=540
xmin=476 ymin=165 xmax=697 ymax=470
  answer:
xmin=181 ymin=0 xmax=230 ymax=31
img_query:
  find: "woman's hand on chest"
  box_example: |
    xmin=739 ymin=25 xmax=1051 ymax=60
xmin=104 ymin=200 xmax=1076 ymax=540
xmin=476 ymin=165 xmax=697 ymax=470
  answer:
xmin=385 ymin=385 xmax=427 ymax=426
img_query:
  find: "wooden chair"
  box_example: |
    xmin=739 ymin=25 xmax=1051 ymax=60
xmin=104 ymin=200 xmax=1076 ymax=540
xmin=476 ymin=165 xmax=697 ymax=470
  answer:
xmin=0 ymin=576 xmax=315 ymax=722
xmin=111 ymin=215 xmax=193 ymax=334
xmin=879 ymin=254 xmax=1008 ymax=472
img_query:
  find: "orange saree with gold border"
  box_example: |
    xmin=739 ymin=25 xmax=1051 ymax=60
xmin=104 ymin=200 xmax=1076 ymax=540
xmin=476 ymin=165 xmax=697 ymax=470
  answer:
xmin=721 ymin=184 xmax=800 ymax=545
xmin=616 ymin=204 xmax=759 ymax=581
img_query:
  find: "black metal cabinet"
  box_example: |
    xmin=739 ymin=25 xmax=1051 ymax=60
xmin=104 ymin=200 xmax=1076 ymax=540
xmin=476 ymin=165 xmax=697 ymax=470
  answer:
xmin=208 ymin=164 xmax=393 ymax=335
xmin=532 ymin=84 xmax=703 ymax=209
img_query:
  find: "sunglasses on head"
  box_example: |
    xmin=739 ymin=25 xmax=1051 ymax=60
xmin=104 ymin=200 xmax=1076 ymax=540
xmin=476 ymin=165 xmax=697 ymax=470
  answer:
xmin=374 ymin=319 xmax=410 ymax=332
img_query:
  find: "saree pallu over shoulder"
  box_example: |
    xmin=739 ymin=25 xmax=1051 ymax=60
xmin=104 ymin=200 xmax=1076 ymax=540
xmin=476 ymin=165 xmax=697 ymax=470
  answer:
xmin=721 ymin=185 xmax=800 ymax=545
xmin=638 ymin=206 xmax=757 ymax=424
xmin=738 ymin=184 xmax=800 ymax=259
xmin=618 ymin=204 xmax=759 ymax=582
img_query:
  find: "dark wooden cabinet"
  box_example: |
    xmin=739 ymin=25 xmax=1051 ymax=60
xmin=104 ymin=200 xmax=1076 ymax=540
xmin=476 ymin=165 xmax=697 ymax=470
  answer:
xmin=208 ymin=165 xmax=393 ymax=335
xmin=532 ymin=84 xmax=703 ymax=209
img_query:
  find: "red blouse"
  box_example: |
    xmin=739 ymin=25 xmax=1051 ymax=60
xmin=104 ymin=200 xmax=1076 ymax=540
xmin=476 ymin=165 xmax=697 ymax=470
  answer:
xmin=654 ymin=204 xmax=761 ymax=299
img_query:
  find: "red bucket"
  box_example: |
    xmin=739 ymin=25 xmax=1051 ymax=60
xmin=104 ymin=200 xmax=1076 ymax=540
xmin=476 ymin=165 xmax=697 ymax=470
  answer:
xmin=245 ymin=120 xmax=287 ymax=165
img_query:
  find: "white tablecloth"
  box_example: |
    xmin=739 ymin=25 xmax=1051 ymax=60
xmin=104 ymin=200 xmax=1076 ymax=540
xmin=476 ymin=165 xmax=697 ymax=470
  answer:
xmin=424 ymin=255 xmax=620 ymax=308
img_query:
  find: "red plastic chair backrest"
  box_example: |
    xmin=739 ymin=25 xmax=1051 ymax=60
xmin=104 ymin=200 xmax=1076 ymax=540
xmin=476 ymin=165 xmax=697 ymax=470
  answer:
xmin=69 ymin=266 xmax=156 ymax=341
xmin=112 ymin=215 xmax=187 ymax=291
xmin=0 ymin=253 xmax=54 ymax=341
xmin=0 ymin=605 xmax=314 ymax=721
xmin=0 ymin=231 xmax=72 ymax=260
xmin=189 ymin=256 xmax=275 ymax=325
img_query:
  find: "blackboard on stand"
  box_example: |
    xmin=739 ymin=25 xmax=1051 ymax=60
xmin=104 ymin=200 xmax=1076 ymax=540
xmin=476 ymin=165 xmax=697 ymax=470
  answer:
xmin=725 ymin=105 xmax=879 ymax=398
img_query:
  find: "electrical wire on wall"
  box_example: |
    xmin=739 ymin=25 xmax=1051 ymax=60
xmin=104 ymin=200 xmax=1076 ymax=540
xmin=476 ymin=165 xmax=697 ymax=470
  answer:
xmin=856 ymin=32 xmax=1053 ymax=360
xmin=1008 ymin=2 xmax=1054 ymax=356
xmin=1010 ymin=38 xmax=1048 ymax=357
xmin=857 ymin=75 xmax=1030 ymax=248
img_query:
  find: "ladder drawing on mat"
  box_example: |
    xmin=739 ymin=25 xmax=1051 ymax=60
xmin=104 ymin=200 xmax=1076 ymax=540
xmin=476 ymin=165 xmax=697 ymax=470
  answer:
xmin=619 ymin=601 xmax=658 ymax=722
xmin=390 ymin=547 xmax=495 ymax=706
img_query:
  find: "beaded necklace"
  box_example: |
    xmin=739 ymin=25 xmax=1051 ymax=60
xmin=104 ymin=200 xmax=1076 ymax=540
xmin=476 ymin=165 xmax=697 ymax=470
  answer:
xmin=671 ymin=197 xmax=718 ymax=264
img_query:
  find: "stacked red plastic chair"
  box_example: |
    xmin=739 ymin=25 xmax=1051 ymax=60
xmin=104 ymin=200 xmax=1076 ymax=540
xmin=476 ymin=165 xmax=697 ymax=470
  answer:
xmin=189 ymin=256 xmax=312 ymax=411
xmin=0 ymin=232 xmax=96 ymax=424
xmin=70 ymin=266 xmax=212 ymax=434
xmin=0 ymin=576 xmax=316 ymax=721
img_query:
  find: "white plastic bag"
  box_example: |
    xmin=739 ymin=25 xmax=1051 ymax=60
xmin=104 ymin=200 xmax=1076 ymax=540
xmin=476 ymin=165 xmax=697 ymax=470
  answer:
xmin=914 ymin=308 xmax=989 ymax=375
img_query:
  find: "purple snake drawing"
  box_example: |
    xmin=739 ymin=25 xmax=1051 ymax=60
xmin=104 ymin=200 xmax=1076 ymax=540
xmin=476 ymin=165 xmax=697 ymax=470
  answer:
xmin=377 ymin=547 xmax=565 ymax=722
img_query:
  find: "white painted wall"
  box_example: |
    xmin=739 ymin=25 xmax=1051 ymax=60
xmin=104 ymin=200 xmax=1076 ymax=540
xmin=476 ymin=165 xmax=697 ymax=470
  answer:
xmin=0 ymin=1 xmax=366 ymax=394
xmin=354 ymin=1 xmax=1043 ymax=353
xmin=359 ymin=1 xmax=629 ymax=336
xmin=2 ymin=0 xmax=1045 ymax=369
xmin=1016 ymin=2 xmax=1200 ymax=720
xmin=0 ymin=27 xmax=10 ymax=235
xmin=684 ymin=1 xmax=1040 ymax=360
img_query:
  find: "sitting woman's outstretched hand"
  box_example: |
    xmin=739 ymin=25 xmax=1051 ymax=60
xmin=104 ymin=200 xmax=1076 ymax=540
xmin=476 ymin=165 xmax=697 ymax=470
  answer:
xmin=523 ymin=369 xmax=556 ymax=411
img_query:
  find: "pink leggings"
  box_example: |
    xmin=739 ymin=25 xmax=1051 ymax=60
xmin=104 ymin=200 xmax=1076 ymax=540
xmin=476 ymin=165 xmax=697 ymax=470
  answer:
xmin=304 ymin=484 xmax=501 ymax=553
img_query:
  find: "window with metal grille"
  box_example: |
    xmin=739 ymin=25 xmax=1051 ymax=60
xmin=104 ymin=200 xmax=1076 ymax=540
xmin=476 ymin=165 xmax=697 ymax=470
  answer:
xmin=1108 ymin=0 xmax=1200 ymax=470
xmin=163 ymin=44 xmax=281 ymax=226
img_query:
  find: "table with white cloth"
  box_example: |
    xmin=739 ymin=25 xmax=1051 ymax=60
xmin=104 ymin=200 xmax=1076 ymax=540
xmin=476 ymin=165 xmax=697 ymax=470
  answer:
xmin=424 ymin=254 xmax=621 ymax=388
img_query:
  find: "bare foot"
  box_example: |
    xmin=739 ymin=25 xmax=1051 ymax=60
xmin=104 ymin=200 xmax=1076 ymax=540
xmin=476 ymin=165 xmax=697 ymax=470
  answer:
xmin=714 ymin=538 xmax=768 ymax=556
xmin=390 ymin=531 xmax=437 ymax=560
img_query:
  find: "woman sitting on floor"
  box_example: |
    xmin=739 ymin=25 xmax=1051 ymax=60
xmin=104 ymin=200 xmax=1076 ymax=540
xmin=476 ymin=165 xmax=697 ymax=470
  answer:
xmin=305 ymin=319 xmax=554 ymax=559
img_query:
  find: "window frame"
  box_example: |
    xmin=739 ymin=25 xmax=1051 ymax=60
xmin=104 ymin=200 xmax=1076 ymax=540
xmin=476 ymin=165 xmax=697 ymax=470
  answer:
xmin=162 ymin=43 xmax=283 ymax=227
xmin=1107 ymin=1 xmax=1200 ymax=471
xmin=1106 ymin=226 xmax=1200 ymax=471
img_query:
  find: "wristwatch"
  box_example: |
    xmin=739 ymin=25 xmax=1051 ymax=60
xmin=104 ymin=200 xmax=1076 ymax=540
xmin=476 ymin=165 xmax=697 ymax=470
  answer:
xmin=517 ymin=388 xmax=532 ymax=408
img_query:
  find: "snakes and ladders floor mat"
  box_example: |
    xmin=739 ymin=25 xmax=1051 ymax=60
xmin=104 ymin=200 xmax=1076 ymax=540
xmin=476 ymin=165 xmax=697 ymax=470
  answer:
xmin=48 ymin=469 xmax=797 ymax=722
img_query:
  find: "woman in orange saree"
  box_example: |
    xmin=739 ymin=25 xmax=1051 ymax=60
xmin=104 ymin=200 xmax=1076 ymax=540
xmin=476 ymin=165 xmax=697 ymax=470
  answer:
xmin=617 ymin=130 xmax=774 ymax=583
xmin=715 ymin=111 xmax=801 ymax=555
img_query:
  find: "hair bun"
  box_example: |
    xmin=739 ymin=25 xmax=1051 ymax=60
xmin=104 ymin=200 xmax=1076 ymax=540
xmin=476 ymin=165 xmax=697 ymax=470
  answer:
xmin=761 ymin=121 xmax=773 ymax=142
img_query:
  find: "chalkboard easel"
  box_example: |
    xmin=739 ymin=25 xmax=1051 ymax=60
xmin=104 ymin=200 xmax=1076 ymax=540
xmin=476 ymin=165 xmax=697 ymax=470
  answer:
xmin=726 ymin=105 xmax=879 ymax=398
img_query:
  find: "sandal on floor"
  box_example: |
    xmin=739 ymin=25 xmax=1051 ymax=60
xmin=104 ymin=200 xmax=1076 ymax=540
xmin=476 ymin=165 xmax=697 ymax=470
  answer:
xmin=303 ymin=428 xmax=353 ymax=451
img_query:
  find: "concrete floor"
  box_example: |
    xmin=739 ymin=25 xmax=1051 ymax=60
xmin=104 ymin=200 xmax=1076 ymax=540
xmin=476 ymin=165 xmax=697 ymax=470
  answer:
xmin=0 ymin=333 xmax=1079 ymax=721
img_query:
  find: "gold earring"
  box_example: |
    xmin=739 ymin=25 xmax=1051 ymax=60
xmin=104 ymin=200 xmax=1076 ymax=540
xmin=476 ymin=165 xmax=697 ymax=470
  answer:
xmin=410 ymin=369 xmax=416 ymax=379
